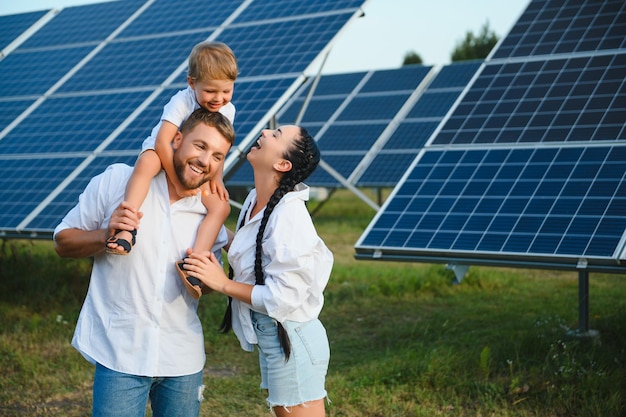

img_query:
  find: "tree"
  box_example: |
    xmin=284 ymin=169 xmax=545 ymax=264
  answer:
xmin=451 ymin=21 xmax=499 ymax=62
xmin=402 ymin=51 xmax=423 ymax=66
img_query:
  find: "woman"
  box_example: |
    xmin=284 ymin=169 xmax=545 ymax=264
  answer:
xmin=182 ymin=125 xmax=333 ymax=416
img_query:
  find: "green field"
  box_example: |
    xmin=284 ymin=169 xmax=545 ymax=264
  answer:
xmin=1 ymin=189 xmax=625 ymax=416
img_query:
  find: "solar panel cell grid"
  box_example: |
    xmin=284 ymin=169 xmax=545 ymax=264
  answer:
xmin=356 ymin=152 xmax=422 ymax=186
xmin=407 ymin=92 xmax=461 ymax=118
xmin=359 ymin=66 xmax=431 ymax=92
xmin=435 ymin=53 xmax=626 ymax=145
xmin=0 ymin=46 xmax=94 ymax=97
xmin=57 ymin=32 xmax=211 ymax=93
xmin=105 ymin=88 xmax=179 ymax=152
xmin=119 ymin=0 xmax=240 ymax=37
xmin=1 ymin=91 xmax=151 ymax=155
xmin=337 ymin=95 xmax=412 ymax=121
xmin=0 ymin=157 xmax=85 ymax=228
xmin=308 ymin=72 xmax=366 ymax=95
xmin=223 ymin=77 xmax=300 ymax=146
xmin=354 ymin=62 xmax=482 ymax=186
xmin=0 ymin=100 xmax=36 ymax=131
xmin=220 ymin=14 xmax=350 ymax=77
xmin=233 ymin=0 xmax=364 ymax=22
xmin=494 ymin=0 xmax=626 ymax=59
xmin=316 ymin=124 xmax=387 ymax=151
xmin=0 ymin=11 xmax=48 ymax=50
xmin=26 ymin=155 xmax=137 ymax=231
xmin=428 ymin=61 xmax=481 ymax=88
xmin=18 ymin=1 xmax=141 ymax=49
xmin=382 ymin=121 xmax=439 ymax=149
xmin=283 ymin=97 xmax=347 ymax=123
xmin=1 ymin=0 xmax=368 ymax=236
xmin=359 ymin=144 xmax=626 ymax=263
xmin=307 ymin=153 xmax=365 ymax=186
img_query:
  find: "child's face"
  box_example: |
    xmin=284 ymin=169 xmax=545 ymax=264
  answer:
xmin=188 ymin=78 xmax=234 ymax=113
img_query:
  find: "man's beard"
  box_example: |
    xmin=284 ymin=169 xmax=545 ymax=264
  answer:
xmin=174 ymin=156 xmax=209 ymax=190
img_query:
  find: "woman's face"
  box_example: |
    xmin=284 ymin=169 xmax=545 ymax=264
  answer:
xmin=247 ymin=125 xmax=299 ymax=172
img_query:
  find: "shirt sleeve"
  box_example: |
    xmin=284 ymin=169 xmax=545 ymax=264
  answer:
xmin=53 ymin=164 xmax=129 ymax=238
xmin=162 ymin=88 xmax=196 ymax=127
xmin=250 ymin=201 xmax=332 ymax=322
xmin=219 ymin=102 xmax=236 ymax=124
xmin=141 ymin=88 xmax=197 ymax=152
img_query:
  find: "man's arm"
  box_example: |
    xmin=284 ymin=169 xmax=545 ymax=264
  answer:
xmin=55 ymin=201 xmax=142 ymax=259
xmin=54 ymin=228 xmax=108 ymax=258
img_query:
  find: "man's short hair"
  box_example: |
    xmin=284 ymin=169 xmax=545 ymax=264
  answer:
xmin=179 ymin=108 xmax=235 ymax=146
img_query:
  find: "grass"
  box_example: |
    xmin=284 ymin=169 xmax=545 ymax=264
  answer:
xmin=1 ymin=188 xmax=625 ymax=416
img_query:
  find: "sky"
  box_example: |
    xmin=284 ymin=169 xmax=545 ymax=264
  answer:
xmin=0 ymin=0 xmax=530 ymax=74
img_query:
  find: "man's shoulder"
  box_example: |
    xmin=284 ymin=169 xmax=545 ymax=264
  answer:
xmin=90 ymin=163 xmax=133 ymax=188
xmin=104 ymin=163 xmax=133 ymax=177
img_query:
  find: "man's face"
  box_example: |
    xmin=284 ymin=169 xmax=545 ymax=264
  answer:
xmin=172 ymin=122 xmax=231 ymax=190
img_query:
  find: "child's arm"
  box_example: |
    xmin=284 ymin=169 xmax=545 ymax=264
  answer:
xmin=192 ymin=189 xmax=231 ymax=253
xmin=154 ymin=120 xmax=198 ymax=197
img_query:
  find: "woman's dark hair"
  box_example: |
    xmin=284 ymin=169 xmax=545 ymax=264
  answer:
xmin=221 ymin=127 xmax=320 ymax=361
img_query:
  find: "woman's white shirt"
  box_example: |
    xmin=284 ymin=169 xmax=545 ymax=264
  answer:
xmin=228 ymin=183 xmax=333 ymax=351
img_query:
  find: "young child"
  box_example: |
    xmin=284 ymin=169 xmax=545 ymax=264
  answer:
xmin=106 ymin=41 xmax=238 ymax=297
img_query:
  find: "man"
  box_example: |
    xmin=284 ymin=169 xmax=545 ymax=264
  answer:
xmin=54 ymin=108 xmax=235 ymax=417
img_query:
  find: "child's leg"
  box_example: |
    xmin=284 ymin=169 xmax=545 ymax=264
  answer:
xmin=192 ymin=185 xmax=231 ymax=253
xmin=178 ymin=185 xmax=230 ymax=297
xmin=106 ymin=150 xmax=161 ymax=254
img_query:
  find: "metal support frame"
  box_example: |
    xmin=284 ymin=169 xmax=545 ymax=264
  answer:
xmin=568 ymin=270 xmax=600 ymax=339
xmin=441 ymin=261 xmax=601 ymax=338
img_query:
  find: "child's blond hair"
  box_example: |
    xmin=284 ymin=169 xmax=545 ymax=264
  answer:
xmin=188 ymin=41 xmax=238 ymax=82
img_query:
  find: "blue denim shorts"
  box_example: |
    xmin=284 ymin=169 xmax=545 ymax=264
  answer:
xmin=251 ymin=311 xmax=330 ymax=408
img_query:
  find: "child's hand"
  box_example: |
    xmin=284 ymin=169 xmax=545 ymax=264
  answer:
xmin=209 ymin=178 xmax=230 ymax=201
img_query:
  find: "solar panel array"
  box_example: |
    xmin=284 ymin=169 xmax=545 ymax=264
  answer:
xmin=0 ymin=0 xmax=367 ymax=237
xmin=0 ymin=10 xmax=48 ymax=52
xmin=228 ymin=61 xmax=481 ymax=188
xmin=355 ymin=0 xmax=626 ymax=273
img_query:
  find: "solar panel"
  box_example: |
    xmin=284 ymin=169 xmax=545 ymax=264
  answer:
xmin=435 ymin=55 xmax=626 ymax=145
xmin=355 ymin=0 xmax=626 ymax=273
xmin=356 ymin=61 xmax=481 ymax=187
xmin=0 ymin=10 xmax=48 ymax=51
xmin=358 ymin=145 xmax=626 ymax=266
xmin=494 ymin=0 xmax=626 ymax=59
xmin=0 ymin=46 xmax=94 ymax=97
xmin=3 ymin=92 xmax=151 ymax=154
xmin=18 ymin=1 xmax=140 ymax=49
xmin=118 ymin=0 xmax=238 ymax=37
xmin=229 ymin=65 xmax=435 ymax=187
xmin=0 ymin=0 xmax=367 ymax=237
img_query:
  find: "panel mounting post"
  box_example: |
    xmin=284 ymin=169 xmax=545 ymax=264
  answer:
xmin=568 ymin=269 xmax=599 ymax=339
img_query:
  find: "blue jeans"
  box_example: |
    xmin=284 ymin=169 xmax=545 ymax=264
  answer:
xmin=92 ymin=363 xmax=203 ymax=417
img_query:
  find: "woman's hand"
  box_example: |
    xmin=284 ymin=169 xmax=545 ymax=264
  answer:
xmin=183 ymin=251 xmax=229 ymax=292
xmin=184 ymin=251 xmax=254 ymax=303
